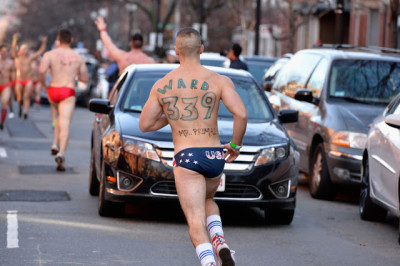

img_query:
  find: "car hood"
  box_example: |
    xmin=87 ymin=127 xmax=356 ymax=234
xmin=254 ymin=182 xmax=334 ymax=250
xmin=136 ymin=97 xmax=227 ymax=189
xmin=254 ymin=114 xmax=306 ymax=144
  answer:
xmin=118 ymin=113 xmax=288 ymax=147
xmin=334 ymin=103 xmax=385 ymax=133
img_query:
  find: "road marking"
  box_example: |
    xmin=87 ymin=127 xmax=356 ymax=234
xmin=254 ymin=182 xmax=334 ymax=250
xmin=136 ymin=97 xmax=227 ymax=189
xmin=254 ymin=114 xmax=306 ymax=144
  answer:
xmin=7 ymin=210 xmax=19 ymax=248
xmin=0 ymin=147 xmax=7 ymax=158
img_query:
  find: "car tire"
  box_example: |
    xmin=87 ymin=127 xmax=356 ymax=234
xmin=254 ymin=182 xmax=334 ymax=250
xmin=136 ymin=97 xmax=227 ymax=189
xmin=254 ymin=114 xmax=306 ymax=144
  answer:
xmin=309 ymin=143 xmax=336 ymax=200
xmin=98 ymin=159 xmax=125 ymax=217
xmin=264 ymin=209 xmax=294 ymax=225
xmin=359 ymin=157 xmax=387 ymax=221
xmin=89 ymin=144 xmax=99 ymax=196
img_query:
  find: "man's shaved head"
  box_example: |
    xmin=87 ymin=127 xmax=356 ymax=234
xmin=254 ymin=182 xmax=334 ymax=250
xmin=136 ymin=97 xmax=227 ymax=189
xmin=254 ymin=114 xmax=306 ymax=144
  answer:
xmin=175 ymin=28 xmax=202 ymax=57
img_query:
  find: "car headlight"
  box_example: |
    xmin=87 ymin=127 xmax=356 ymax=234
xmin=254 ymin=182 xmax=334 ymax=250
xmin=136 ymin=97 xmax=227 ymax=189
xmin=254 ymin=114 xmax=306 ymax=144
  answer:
xmin=330 ymin=131 xmax=367 ymax=149
xmin=255 ymin=145 xmax=288 ymax=166
xmin=122 ymin=137 xmax=160 ymax=162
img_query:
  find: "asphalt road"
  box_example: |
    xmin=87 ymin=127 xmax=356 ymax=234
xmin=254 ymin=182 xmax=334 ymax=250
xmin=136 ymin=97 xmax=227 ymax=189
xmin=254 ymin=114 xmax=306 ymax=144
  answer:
xmin=0 ymin=103 xmax=399 ymax=266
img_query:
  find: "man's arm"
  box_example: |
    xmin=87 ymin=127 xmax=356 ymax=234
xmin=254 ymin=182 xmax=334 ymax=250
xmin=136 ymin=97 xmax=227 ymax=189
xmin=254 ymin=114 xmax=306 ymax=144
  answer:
xmin=38 ymin=52 xmax=50 ymax=90
xmin=11 ymin=33 xmax=18 ymax=59
xmin=139 ymin=86 xmax=168 ymax=132
xmin=77 ymin=58 xmax=89 ymax=83
xmin=219 ymin=75 xmax=248 ymax=163
xmin=94 ymin=17 xmax=125 ymax=62
xmin=30 ymin=36 xmax=47 ymax=60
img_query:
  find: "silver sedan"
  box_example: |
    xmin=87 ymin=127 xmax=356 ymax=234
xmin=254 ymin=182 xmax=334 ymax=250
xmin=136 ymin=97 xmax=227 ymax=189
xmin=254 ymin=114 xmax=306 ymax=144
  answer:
xmin=360 ymin=93 xmax=400 ymax=243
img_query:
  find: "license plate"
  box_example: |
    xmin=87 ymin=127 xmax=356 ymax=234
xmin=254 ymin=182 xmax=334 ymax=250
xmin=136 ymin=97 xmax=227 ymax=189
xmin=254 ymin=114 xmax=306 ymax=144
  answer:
xmin=217 ymin=173 xmax=225 ymax=192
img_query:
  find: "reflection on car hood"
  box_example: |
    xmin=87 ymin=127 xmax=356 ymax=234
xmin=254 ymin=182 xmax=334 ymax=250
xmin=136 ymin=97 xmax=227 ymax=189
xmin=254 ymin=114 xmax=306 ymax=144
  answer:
xmin=335 ymin=103 xmax=385 ymax=133
xmin=118 ymin=113 xmax=288 ymax=146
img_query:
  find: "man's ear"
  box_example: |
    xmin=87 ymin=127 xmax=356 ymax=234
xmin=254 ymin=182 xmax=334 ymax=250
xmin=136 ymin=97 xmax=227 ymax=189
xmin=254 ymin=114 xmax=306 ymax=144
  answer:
xmin=174 ymin=46 xmax=179 ymax=56
xmin=71 ymin=37 xmax=75 ymax=44
xmin=200 ymin=44 xmax=204 ymax=54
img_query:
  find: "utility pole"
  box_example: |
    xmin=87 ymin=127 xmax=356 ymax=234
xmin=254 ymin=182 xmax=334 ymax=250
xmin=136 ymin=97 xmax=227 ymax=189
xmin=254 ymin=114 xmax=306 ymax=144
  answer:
xmin=255 ymin=0 xmax=261 ymax=55
xmin=335 ymin=0 xmax=344 ymax=44
xmin=155 ymin=0 xmax=161 ymax=52
xmin=199 ymin=0 xmax=205 ymax=37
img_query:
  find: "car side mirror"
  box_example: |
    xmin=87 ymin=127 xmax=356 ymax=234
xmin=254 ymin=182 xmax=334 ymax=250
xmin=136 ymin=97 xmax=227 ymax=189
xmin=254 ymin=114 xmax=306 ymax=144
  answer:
xmin=278 ymin=109 xmax=298 ymax=123
xmin=384 ymin=114 xmax=400 ymax=129
xmin=294 ymin=89 xmax=313 ymax=103
xmin=89 ymin=98 xmax=114 ymax=114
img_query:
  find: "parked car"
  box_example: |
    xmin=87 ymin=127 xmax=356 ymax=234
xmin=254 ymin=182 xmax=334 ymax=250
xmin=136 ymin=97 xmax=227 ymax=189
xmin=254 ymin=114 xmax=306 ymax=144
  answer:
xmin=200 ymin=52 xmax=228 ymax=67
xmin=88 ymin=64 xmax=300 ymax=224
xmin=75 ymin=55 xmax=99 ymax=107
xmin=360 ymin=92 xmax=400 ymax=238
xmin=269 ymin=47 xmax=400 ymax=200
xmin=243 ymin=55 xmax=277 ymax=85
xmin=261 ymin=53 xmax=292 ymax=92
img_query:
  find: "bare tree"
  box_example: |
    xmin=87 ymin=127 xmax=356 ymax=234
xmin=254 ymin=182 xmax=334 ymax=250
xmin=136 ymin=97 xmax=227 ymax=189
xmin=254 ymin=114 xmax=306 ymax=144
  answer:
xmin=226 ymin=0 xmax=255 ymax=55
xmin=127 ymin=0 xmax=177 ymax=36
xmin=268 ymin=0 xmax=333 ymax=53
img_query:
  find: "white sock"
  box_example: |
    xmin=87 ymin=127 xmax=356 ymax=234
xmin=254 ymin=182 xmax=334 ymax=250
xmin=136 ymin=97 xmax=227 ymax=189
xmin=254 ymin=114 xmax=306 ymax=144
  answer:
xmin=196 ymin=243 xmax=216 ymax=266
xmin=207 ymin=215 xmax=224 ymax=238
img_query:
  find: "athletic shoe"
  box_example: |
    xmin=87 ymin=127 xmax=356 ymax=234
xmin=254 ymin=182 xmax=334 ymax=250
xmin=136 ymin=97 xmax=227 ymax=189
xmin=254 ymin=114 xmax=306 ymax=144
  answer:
xmin=0 ymin=123 xmax=3 ymax=130
xmin=51 ymin=144 xmax=59 ymax=155
xmin=212 ymin=234 xmax=235 ymax=266
xmin=18 ymin=105 xmax=22 ymax=118
xmin=55 ymin=152 xmax=66 ymax=171
xmin=23 ymin=113 xmax=28 ymax=120
xmin=8 ymin=112 xmax=14 ymax=119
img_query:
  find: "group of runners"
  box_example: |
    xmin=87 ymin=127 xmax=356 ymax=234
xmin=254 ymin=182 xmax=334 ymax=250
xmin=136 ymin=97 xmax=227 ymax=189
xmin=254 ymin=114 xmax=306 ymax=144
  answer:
xmin=0 ymin=33 xmax=45 ymax=130
xmin=1 ymin=18 xmax=247 ymax=265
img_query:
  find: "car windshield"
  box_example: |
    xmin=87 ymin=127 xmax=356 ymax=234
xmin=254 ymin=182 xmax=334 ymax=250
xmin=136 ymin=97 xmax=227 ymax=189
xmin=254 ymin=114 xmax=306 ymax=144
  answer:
xmin=329 ymin=59 xmax=400 ymax=104
xmin=120 ymin=71 xmax=272 ymax=122
xmin=246 ymin=61 xmax=275 ymax=84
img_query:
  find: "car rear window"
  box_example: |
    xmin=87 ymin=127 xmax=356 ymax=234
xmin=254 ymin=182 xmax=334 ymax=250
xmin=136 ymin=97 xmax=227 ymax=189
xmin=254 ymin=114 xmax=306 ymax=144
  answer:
xmin=329 ymin=59 xmax=400 ymax=104
xmin=120 ymin=72 xmax=272 ymax=122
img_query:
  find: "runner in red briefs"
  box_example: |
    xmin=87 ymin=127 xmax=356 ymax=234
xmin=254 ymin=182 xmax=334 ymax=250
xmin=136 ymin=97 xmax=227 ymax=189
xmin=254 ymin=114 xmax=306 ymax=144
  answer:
xmin=47 ymin=86 xmax=75 ymax=104
xmin=12 ymin=33 xmax=47 ymax=119
xmin=0 ymin=44 xmax=14 ymax=130
xmin=39 ymin=29 xmax=88 ymax=171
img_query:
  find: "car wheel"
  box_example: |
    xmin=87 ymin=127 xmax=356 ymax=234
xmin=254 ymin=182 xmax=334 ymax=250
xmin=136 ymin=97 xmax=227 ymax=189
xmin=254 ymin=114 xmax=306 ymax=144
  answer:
xmin=89 ymin=144 xmax=99 ymax=196
xmin=98 ymin=159 xmax=125 ymax=217
xmin=309 ymin=143 xmax=336 ymax=200
xmin=264 ymin=209 xmax=294 ymax=225
xmin=359 ymin=157 xmax=387 ymax=221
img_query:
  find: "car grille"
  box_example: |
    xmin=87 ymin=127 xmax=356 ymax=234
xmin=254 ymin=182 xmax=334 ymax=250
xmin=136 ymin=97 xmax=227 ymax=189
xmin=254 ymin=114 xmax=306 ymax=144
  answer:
xmin=154 ymin=142 xmax=259 ymax=172
xmin=151 ymin=181 xmax=262 ymax=200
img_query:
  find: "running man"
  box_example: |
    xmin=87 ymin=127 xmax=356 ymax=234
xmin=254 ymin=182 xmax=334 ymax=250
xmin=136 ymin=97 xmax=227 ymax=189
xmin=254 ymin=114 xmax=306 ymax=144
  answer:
xmin=139 ymin=28 xmax=247 ymax=266
xmin=94 ymin=16 xmax=155 ymax=74
xmin=39 ymin=29 xmax=89 ymax=171
xmin=0 ymin=44 xmax=14 ymax=130
xmin=12 ymin=33 xmax=47 ymax=119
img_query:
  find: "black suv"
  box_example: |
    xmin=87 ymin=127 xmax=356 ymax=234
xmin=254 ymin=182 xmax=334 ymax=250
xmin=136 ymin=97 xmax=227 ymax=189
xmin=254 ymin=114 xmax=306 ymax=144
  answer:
xmin=268 ymin=46 xmax=400 ymax=200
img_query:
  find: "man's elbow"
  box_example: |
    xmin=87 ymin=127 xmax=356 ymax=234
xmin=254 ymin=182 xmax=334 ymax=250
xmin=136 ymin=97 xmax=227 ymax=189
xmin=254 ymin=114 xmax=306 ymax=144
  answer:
xmin=139 ymin=120 xmax=151 ymax=132
xmin=237 ymin=109 xmax=248 ymax=123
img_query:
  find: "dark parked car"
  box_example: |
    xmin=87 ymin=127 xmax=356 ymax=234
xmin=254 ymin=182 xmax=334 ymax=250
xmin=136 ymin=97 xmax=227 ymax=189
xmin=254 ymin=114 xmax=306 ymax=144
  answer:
xmin=89 ymin=64 xmax=300 ymax=224
xmin=261 ymin=53 xmax=292 ymax=92
xmin=243 ymin=55 xmax=277 ymax=85
xmin=269 ymin=47 xmax=400 ymax=200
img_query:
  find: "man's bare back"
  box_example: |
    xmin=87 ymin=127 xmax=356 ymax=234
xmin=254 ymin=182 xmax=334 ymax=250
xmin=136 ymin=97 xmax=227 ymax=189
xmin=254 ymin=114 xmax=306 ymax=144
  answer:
xmin=153 ymin=65 xmax=227 ymax=153
xmin=41 ymin=47 xmax=86 ymax=88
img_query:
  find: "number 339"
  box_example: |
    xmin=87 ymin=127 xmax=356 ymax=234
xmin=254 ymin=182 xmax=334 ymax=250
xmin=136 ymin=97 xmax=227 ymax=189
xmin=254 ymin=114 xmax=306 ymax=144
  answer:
xmin=162 ymin=92 xmax=216 ymax=121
